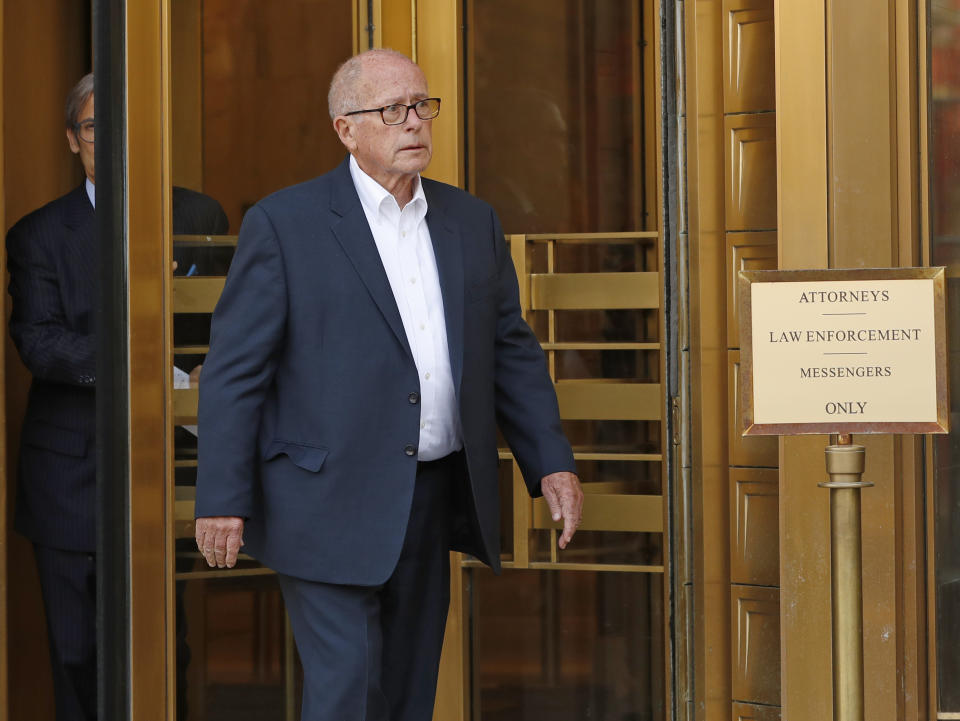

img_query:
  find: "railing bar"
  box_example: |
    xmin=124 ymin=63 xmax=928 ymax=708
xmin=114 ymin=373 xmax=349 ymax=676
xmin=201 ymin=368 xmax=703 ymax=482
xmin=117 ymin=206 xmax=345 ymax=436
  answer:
xmin=540 ymin=342 xmax=660 ymax=350
xmin=459 ymin=559 xmax=664 ymax=573
xmin=173 ymin=234 xmax=239 ymax=246
xmin=524 ymin=231 xmax=659 ymax=240
xmin=498 ymin=450 xmax=662 ymax=460
xmin=497 ymin=450 xmax=662 ymax=461
xmin=174 ymin=567 xmax=276 ymax=581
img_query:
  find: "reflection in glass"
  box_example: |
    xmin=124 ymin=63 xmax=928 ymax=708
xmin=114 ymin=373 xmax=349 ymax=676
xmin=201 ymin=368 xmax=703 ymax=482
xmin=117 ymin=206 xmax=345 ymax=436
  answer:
xmin=471 ymin=568 xmax=665 ymax=721
xmin=931 ymin=1 xmax=960 ymax=711
xmin=470 ymin=0 xmax=666 ymax=716
xmin=177 ymin=573 xmax=302 ymax=721
xmin=469 ymin=0 xmax=652 ymax=234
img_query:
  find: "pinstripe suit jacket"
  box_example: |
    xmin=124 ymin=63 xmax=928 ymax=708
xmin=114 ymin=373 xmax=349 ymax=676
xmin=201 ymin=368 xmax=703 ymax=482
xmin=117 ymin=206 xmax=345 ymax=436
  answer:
xmin=7 ymin=185 xmax=97 ymax=551
xmin=6 ymin=184 xmax=230 ymax=552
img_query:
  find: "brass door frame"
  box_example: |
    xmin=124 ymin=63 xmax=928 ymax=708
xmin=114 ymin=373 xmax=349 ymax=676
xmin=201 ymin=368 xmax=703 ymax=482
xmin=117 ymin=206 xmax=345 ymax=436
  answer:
xmin=125 ymin=1 xmax=176 ymax=719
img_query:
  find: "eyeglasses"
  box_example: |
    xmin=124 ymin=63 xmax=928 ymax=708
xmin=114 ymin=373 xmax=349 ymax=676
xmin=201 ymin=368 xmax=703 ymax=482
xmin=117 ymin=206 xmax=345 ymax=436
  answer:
xmin=344 ymin=98 xmax=441 ymax=126
xmin=73 ymin=120 xmax=95 ymax=144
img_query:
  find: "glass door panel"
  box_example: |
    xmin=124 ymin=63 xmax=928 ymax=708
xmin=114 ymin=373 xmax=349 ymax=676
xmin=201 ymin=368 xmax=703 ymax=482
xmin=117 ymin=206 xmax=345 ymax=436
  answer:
xmin=168 ymin=2 xmax=353 ymax=718
xmin=463 ymin=1 xmax=668 ymax=718
xmin=471 ymin=568 xmax=664 ymax=721
xmin=930 ymin=1 xmax=960 ymax=714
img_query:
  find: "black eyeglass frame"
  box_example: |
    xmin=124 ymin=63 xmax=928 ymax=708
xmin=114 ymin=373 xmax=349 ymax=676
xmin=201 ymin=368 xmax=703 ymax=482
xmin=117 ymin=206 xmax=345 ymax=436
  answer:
xmin=343 ymin=98 xmax=441 ymax=126
xmin=73 ymin=120 xmax=96 ymax=144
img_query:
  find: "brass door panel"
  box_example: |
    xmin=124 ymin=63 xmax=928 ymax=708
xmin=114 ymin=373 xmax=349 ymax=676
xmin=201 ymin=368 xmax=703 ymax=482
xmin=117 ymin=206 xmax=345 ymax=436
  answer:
xmin=726 ymin=231 xmax=777 ymax=349
xmin=722 ymin=0 xmax=775 ymax=114
xmin=724 ymin=113 xmax=777 ymax=231
xmin=731 ymin=585 xmax=781 ymax=706
xmin=172 ymin=276 xmax=226 ymax=313
xmin=729 ymin=468 xmax=778 ymax=586
xmin=727 ymin=351 xmax=777 ymax=467
xmin=499 ymin=233 xmax=666 ymax=575
xmin=556 ymin=381 xmax=661 ymax=421
xmin=173 ymin=388 xmax=198 ymax=424
xmin=532 ymin=493 xmax=663 ymax=534
xmin=530 ymin=271 xmax=660 ymax=310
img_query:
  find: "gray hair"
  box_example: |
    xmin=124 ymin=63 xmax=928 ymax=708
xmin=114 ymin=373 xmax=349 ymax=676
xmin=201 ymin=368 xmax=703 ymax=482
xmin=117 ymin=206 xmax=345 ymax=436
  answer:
xmin=65 ymin=73 xmax=94 ymax=129
xmin=327 ymin=49 xmax=418 ymax=119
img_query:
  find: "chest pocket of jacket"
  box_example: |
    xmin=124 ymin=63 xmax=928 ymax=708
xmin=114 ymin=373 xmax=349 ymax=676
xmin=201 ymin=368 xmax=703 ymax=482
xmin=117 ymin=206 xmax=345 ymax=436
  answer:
xmin=263 ymin=440 xmax=328 ymax=472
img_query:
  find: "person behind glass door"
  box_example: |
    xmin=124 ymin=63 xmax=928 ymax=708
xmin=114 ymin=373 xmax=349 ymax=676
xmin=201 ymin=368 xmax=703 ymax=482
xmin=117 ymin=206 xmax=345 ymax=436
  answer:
xmin=194 ymin=49 xmax=585 ymax=721
xmin=6 ymin=72 xmax=229 ymax=721
xmin=6 ymin=72 xmax=98 ymax=721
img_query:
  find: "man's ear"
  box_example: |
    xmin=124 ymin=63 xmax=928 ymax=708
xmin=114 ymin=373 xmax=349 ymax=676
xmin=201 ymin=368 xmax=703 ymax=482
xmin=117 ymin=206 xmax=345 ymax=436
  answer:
xmin=333 ymin=116 xmax=357 ymax=153
xmin=66 ymin=128 xmax=80 ymax=155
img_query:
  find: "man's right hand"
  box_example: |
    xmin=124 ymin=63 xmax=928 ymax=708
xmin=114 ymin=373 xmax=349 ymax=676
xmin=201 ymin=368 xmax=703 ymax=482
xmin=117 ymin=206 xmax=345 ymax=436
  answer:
xmin=195 ymin=516 xmax=245 ymax=568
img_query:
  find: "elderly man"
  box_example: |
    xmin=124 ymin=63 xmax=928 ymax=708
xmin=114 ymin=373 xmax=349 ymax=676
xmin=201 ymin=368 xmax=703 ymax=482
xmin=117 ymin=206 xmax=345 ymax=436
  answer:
xmin=194 ymin=49 xmax=583 ymax=721
xmin=6 ymin=73 xmax=227 ymax=721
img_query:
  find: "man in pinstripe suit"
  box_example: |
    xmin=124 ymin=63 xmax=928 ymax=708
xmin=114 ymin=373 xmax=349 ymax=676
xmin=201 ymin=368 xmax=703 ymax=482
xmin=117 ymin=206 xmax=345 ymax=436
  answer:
xmin=6 ymin=74 xmax=228 ymax=721
xmin=6 ymin=73 xmax=99 ymax=721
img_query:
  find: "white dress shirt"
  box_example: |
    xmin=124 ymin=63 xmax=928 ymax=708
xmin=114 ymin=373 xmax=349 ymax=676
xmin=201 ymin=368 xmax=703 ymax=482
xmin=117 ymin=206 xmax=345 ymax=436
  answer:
xmin=349 ymin=155 xmax=462 ymax=461
xmin=85 ymin=178 xmax=95 ymax=208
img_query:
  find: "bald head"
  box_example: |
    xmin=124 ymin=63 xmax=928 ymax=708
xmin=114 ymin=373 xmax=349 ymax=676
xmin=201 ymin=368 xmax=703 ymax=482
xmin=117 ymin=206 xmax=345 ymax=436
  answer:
xmin=328 ymin=49 xmax=423 ymax=119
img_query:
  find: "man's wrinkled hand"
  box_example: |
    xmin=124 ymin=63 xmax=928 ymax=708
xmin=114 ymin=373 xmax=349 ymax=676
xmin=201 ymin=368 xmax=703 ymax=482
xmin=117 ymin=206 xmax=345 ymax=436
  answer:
xmin=195 ymin=516 xmax=245 ymax=568
xmin=540 ymin=471 xmax=584 ymax=549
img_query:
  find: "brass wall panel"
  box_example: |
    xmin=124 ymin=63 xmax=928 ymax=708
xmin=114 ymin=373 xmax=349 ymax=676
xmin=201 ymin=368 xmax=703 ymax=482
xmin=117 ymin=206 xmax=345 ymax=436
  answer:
xmin=724 ymin=113 xmax=777 ymax=231
xmin=555 ymin=381 xmax=661 ymax=421
xmin=727 ymin=352 xmax=777 ymax=468
xmin=731 ymin=585 xmax=780 ymax=706
xmin=172 ymin=276 xmax=225 ymax=313
xmin=726 ymin=232 xmax=776 ymax=349
xmin=380 ymin=0 xmax=414 ymax=58
xmin=722 ymin=0 xmax=775 ymax=114
xmin=732 ymin=702 xmax=781 ymax=721
xmin=529 ymin=272 xmax=660 ymax=310
xmin=773 ymin=1 xmax=831 ymax=718
xmin=730 ymin=468 xmax=778 ymax=586
xmin=415 ymin=0 xmax=462 ymax=187
xmin=532 ymin=493 xmax=663 ymax=533
xmin=826 ymin=2 xmax=913 ymax=719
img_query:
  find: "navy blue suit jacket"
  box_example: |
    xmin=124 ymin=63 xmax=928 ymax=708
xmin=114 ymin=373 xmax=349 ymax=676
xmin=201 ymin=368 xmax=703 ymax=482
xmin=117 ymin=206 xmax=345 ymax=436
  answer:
xmin=7 ymin=184 xmax=229 ymax=553
xmin=195 ymin=158 xmax=575 ymax=585
xmin=7 ymin=185 xmax=97 ymax=551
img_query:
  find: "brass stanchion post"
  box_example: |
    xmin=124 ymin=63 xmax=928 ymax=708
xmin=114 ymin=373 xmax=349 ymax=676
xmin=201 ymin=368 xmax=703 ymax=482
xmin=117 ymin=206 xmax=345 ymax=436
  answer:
xmin=818 ymin=435 xmax=872 ymax=721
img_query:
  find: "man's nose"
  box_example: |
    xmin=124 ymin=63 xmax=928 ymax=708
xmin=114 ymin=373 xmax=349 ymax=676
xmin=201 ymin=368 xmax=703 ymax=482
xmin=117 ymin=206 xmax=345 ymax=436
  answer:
xmin=403 ymin=108 xmax=424 ymax=128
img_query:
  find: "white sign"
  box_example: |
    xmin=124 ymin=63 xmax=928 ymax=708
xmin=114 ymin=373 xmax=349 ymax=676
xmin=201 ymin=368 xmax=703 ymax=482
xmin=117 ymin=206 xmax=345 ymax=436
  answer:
xmin=739 ymin=269 xmax=948 ymax=435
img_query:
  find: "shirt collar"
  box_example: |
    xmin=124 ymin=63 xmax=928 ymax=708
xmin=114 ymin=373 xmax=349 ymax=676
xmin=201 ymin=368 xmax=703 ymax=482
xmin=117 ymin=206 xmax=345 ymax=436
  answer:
xmin=85 ymin=178 xmax=95 ymax=209
xmin=349 ymin=154 xmax=427 ymax=220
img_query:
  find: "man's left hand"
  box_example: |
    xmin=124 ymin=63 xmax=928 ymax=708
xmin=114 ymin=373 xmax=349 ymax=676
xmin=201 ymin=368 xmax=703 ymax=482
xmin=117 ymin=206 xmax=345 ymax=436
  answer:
xmin=540 ymin=471 xmax=584 ymax=549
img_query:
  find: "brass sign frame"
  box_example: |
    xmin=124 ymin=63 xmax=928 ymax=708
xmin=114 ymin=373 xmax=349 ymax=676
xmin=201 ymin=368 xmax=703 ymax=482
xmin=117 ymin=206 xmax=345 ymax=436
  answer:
xmin=738 ymin=266 xmax=948 ymax=436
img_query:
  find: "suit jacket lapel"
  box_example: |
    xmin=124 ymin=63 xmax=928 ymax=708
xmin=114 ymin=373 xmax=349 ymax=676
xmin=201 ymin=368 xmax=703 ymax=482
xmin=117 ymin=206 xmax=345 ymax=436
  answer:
xmin=423 ymin=192 xmax=464 ymax=396
xmin=62 ymin=185 xmax=97 ymax=289
xmin=63 ymin=184 xmax=96 ymax=248
xmin=329 ymin=160 xmax=413 ymax=359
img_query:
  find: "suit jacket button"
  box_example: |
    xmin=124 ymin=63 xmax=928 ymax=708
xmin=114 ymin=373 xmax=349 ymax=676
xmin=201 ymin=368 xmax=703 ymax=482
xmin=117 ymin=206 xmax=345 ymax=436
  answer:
xmin=404 ymin=445 xmax=417 ymax=456
xmin=408 ymin=392 xmax=420 ymax=404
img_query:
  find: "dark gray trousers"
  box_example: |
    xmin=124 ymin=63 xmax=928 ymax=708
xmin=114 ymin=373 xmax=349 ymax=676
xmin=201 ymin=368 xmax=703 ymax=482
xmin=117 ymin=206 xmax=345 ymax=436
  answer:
xmin=278 ymin=452 xmax=458 ymax=721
